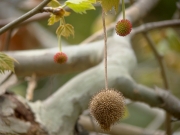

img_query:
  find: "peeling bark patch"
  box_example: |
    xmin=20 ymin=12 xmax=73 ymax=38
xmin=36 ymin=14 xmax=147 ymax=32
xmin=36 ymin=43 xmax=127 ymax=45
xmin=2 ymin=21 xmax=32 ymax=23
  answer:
xmin=0 ymin=92 xmax=49 ymax=135
xmin=5 ymin=92 xmax=35 ymax=123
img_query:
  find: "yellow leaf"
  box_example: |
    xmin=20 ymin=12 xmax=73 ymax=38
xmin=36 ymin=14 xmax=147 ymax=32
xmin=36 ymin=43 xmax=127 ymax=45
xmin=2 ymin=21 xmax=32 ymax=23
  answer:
xmin=48 ymin=14 xmax=61 ymax=25
xmin=97 ymin=0 xmax=120 ymax=13
xmin=47 ymin=8 xmax=70 ymax=26
xmin=64 ymin=11 xmax=71 ymax=17
xmin=56 ymin=24 xmax=74 ymax=38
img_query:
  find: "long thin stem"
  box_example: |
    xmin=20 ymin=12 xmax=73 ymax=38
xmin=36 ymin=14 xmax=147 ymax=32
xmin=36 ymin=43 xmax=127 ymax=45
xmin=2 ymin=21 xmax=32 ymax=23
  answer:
xmin=0 ymin=0 xmax=51 ymax=35
xmin=122 ymin=0 xmax=126 ymax=20
xmin=58 ymin=36 xmax=62 ymax=52
xmin=102 ymin=9 xmax=108 ymax=90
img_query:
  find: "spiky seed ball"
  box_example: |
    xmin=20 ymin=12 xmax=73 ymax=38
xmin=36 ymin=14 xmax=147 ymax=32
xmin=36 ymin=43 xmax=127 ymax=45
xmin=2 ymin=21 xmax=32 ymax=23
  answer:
xmin=115 ymin=19 xmax=132 ymax=36
xmin=89 ymin=89 xmax=125 ymax=131
xmin=53 ymin=52 xmax=67 ymax=64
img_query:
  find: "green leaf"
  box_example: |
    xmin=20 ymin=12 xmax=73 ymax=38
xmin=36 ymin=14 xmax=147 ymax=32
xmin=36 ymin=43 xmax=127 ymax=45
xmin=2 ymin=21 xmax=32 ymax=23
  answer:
xmin=48 ymin=14 xmax=61 ymax=25
xmin=56 ymin=24 xmax=74 ymax=38
xmin=0 ymin=52 xmax=18 ymax=74
xmin=48 ymin=0 xmax=61 ymax=7
xmin=65 ymin=0 xmax=96 ymax=14
xmin=97 ymin=0 xmax=120 ymax=13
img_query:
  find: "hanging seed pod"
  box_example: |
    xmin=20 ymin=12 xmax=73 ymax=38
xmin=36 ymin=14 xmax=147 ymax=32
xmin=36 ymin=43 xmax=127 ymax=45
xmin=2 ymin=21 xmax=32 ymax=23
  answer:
xmin=53 ymin=52 xmax=68 ymax=64
xmin=115 ymin=19 xmax=132 ymax=36
xmin=89 ymin=89 xmax=125 ymax=131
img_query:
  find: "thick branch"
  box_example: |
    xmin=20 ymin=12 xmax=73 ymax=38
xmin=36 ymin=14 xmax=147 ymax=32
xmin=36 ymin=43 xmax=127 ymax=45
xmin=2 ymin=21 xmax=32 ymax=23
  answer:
xmin=5 ymin=41 xmax=104 ymax=77
xmin=32 ymin=36 xmax=136 ymax=135
xmin=79 ymin=116 xmax=165 ymax=135
xmin=34 ymin=30 xmax=180 ymax=134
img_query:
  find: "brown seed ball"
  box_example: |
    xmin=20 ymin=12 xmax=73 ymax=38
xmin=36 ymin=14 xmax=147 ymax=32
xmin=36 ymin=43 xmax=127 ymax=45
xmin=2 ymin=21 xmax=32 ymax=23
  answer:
xmin=89 ymin=89 xmax=125 ymax=131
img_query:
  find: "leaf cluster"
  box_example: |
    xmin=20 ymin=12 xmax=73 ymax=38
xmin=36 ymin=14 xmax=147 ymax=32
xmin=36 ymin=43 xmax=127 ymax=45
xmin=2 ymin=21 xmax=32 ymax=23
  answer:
xmin=48 ymin=0 xmax=96 ymax=38
xmin=0 ymin=52 xmax=17 ymax=74
xmin=47 ymin=0 xmax=121 ymax=38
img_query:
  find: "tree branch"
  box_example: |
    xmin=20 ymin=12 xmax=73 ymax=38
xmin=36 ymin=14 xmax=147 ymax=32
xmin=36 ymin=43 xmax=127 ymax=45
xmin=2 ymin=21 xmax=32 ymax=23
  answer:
xmin=115 ymin=0 xmax=160 ymax=24
xmin=132 ymin=19 xmax=180 ymax=36
xmin=81 ymin=19 xmax=180 ymax=44
xmin=0 ymin=0 xmax=50 ymax=35
xmin=79 ymin=116 xmax=165 ymax=135
xmin=5 ymin=41 xmax=104 ymax=77
xmin=0 ymin=13 xmax=49 ymax=28
xmin=36 ymin=61 xmax=180 ymax=134
xmin=81 ymin=0 xmax=161 ymax=44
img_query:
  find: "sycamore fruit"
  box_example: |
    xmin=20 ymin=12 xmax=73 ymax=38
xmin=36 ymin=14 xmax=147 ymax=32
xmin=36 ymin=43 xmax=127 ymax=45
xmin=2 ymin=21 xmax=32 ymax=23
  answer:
xmin=89 ymin=89 xmax=125 ymax=131
xmin=53 ymin=52 xmax=67 ymax=64
xmin=115 ymin=19 xmax=132 ymax=36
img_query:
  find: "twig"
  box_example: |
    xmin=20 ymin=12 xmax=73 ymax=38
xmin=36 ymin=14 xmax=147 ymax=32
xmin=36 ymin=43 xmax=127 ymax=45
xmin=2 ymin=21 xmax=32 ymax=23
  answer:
xmin=132 ymin=19 xmax=180 ymax=36
xmin=25 ymin=73 xmax=37 ymax=101
xmin=0 ymin=72 xmax=13 ymax=86
xmin=81 ymin=19 xmax=180 ymax=45
xmin=79 ymin=115 xmax=165 ymax=135
xmin=102 ymin=9 xmax=108 ymax=90
xmin=142 ymin=33 xmax=169 ymax=93
xmin=0 ymin=0 xmax=51 ymax=35
xmin=0 ymin=13 xmax=49 ymax=28
xmin=142 ymin=32 xmax=171 ymax=135
xmin=42 ymin=7 xmax=65 ymax=15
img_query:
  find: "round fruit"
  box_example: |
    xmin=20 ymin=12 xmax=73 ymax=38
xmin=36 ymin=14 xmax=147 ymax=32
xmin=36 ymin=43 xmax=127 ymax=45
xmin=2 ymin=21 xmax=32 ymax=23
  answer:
xmin=115 ymin=19 xmax=132 ymax=36
xmin=89 ymin=89 xmax=125 ymax=131
xmin=53 ymin=52 xmax=67 ymax=64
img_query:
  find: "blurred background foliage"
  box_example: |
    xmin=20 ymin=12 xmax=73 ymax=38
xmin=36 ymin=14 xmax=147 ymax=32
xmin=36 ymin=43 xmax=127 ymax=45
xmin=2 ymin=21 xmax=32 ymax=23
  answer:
xmin=0 ymin=0 xmax=180 ymax=133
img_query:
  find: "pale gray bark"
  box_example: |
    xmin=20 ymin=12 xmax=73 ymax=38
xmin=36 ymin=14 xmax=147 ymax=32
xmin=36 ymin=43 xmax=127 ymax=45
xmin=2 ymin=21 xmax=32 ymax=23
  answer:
xmin=6 ymin=40 xmax=104 ymax=77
